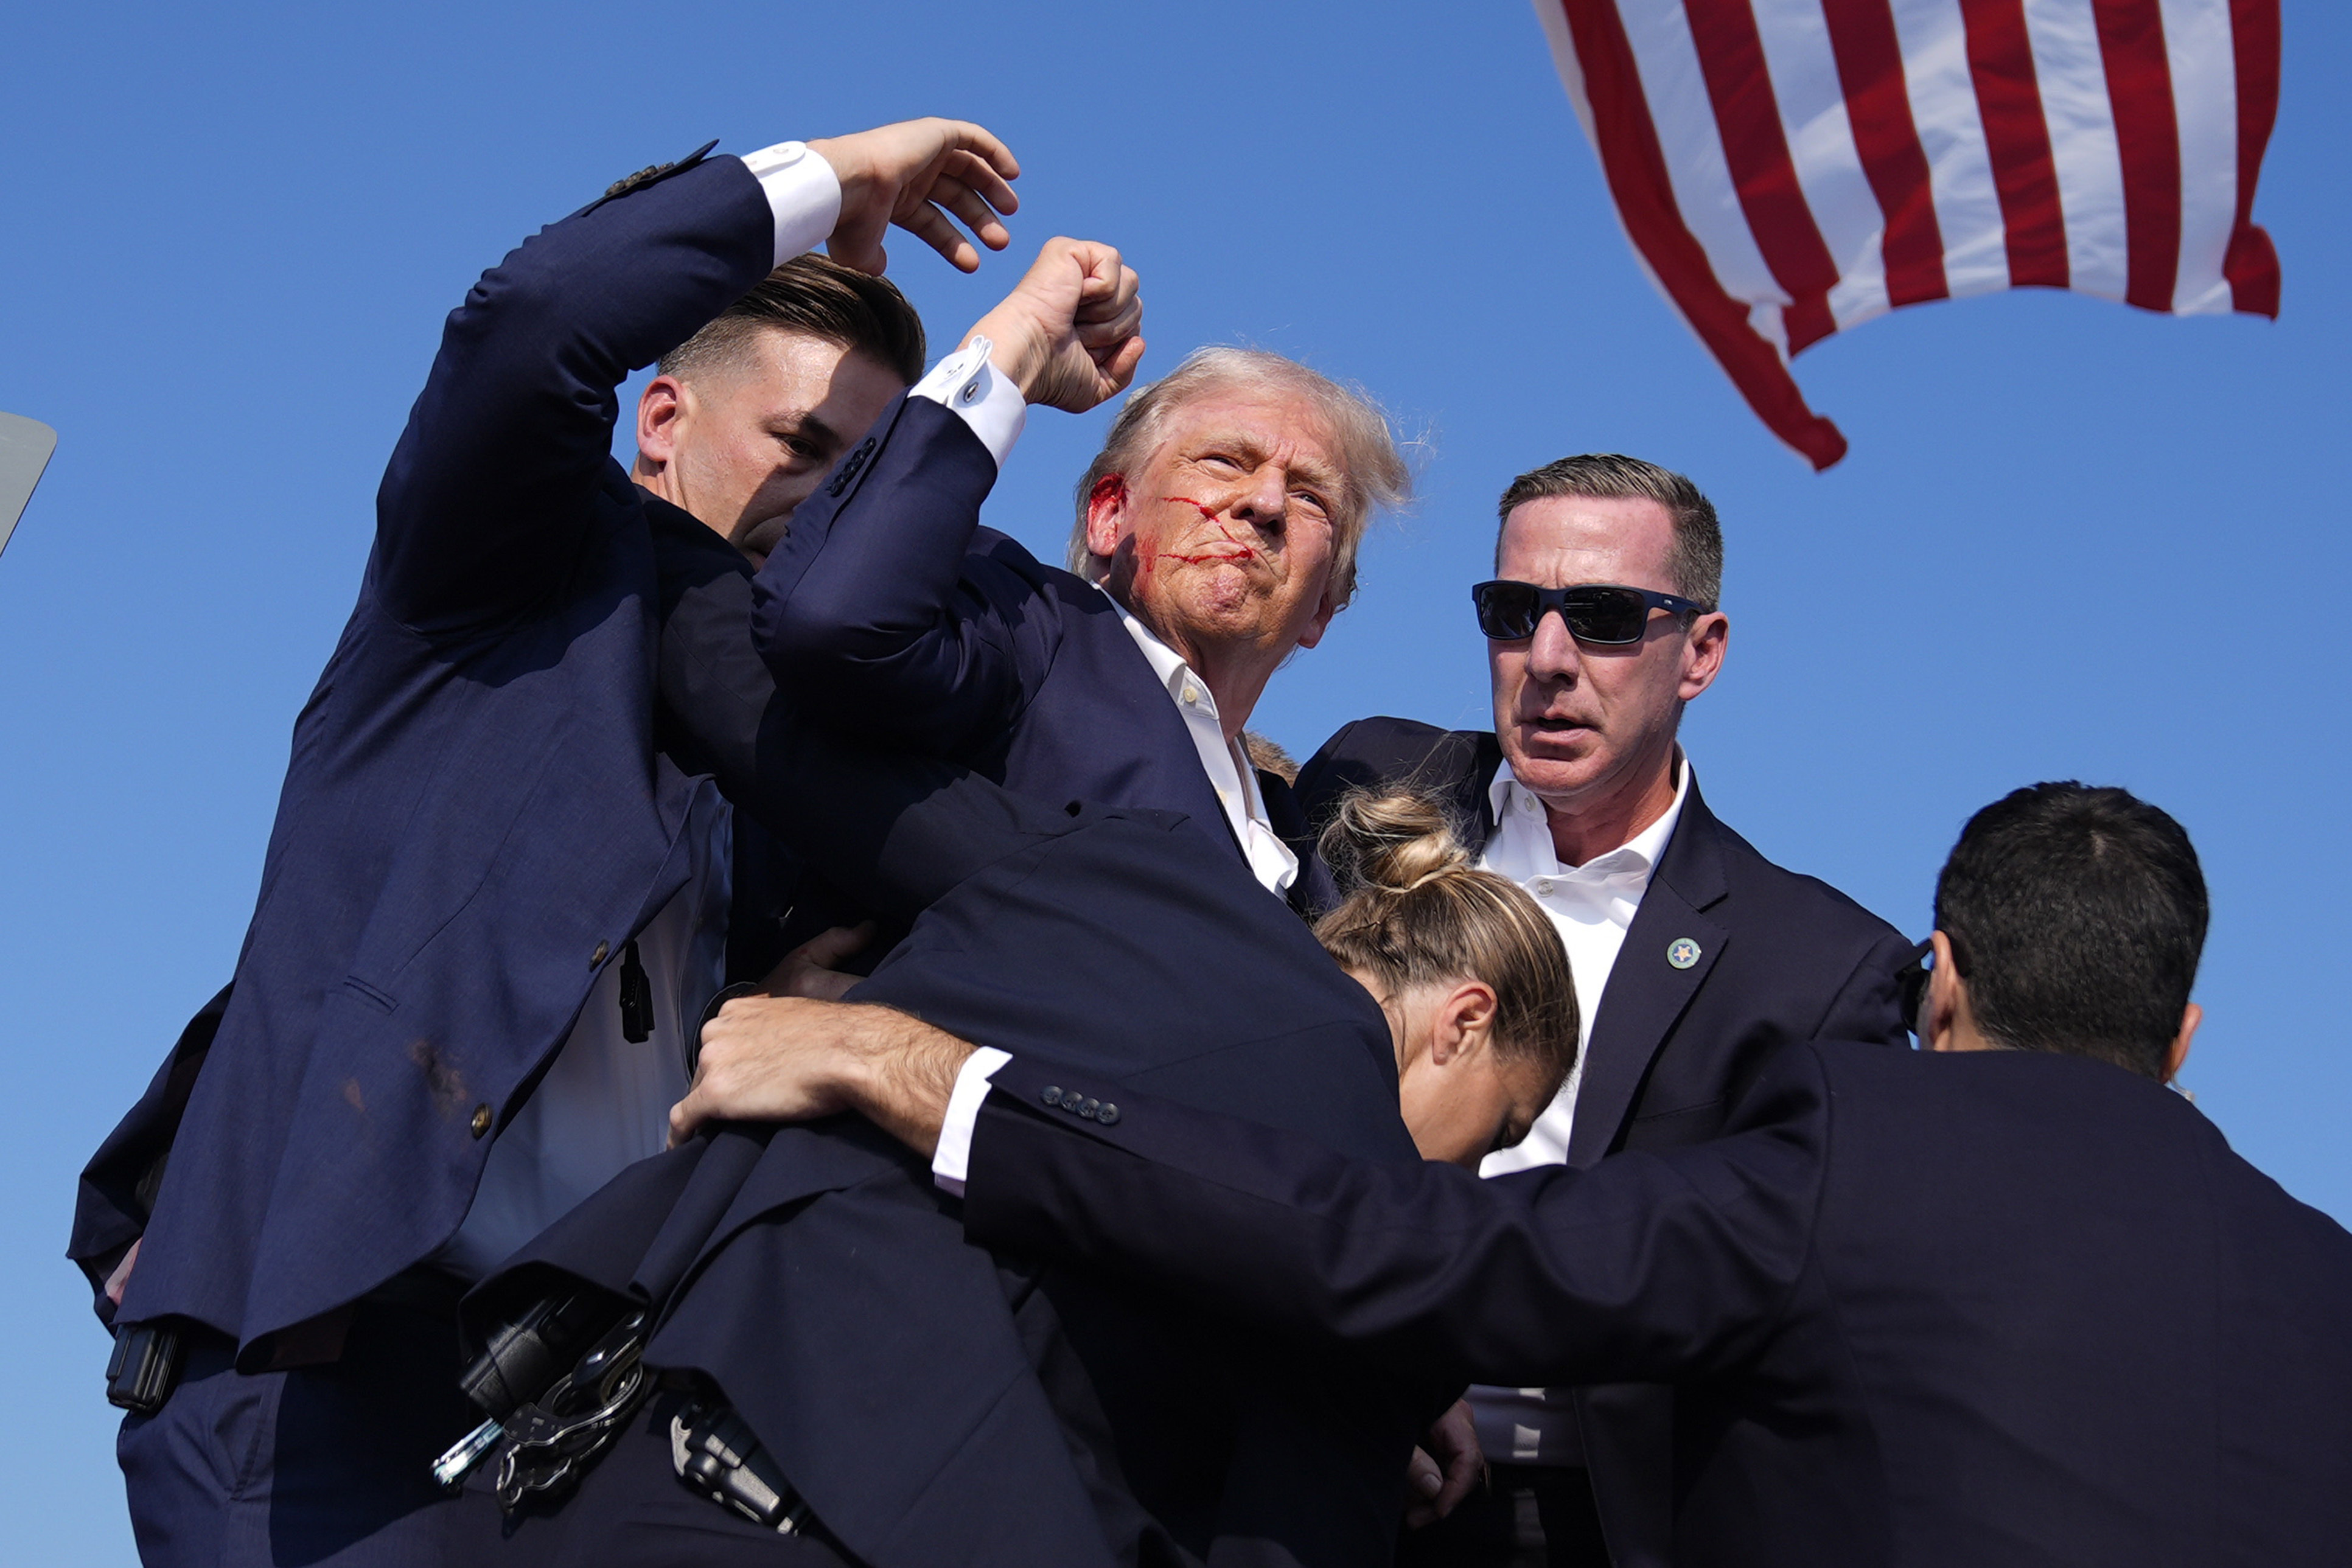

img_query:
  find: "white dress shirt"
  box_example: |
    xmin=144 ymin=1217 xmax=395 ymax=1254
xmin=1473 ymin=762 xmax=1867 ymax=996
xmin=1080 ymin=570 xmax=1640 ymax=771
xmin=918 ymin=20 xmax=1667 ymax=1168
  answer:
xmin=1467 ymin=756 xmax=1691 ymax=1466
xmin=439 ymin=782 xmax=734 ymax=1279
xmin=441 ymin=147 xmax=1030 ymax=1279
xmin=1478 ymin=757 xmax=1689 ymax=1176
xmin=737 ymin=141 xmax=843 ymax=267
xmin=1114 ymin=610 xmax=1301 ymax=896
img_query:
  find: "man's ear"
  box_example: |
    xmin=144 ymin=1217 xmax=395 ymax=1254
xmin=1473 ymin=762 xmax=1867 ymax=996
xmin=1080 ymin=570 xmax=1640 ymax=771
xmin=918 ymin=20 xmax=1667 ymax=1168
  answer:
xmin=2164 ymin=1002 xmax=2202 ymax=1085
xmin=1922 ymin=930 xmax=1966 ymax=1053
xmin=635 ymin=375 xmax=689 ymax=469
xmin=1083 ymin=473 xmax=1130 ymax=562
xmin=1428 ymin=981 xmax=1498 ymax=1067
xmin=1293 ymin=579 xmax=1344 ymax=651
xmin=1678 ymin=610 xmax=1729 ymax=702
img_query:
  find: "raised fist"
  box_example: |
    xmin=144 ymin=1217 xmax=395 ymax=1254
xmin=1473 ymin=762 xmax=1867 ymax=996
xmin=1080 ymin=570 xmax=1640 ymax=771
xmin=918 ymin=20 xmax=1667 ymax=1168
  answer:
xmin=965 ymin=238 xmax=1146 ymax=415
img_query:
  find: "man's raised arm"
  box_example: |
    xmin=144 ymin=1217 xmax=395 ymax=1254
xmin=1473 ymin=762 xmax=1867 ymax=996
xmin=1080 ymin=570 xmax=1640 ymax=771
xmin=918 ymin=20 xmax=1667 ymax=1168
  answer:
xmin=374 ymin=119 xmax=1021 ymax=632
xmin=675 ymin=1001 xmax=1825 ymax=1395
xmin=750 ymin=239 xmax=1143 ymax=751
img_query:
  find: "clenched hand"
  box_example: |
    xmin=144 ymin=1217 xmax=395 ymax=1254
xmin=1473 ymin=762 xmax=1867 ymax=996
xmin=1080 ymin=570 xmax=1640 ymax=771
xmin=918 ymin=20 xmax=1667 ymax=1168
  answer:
xmin=965 ymin=238 xmax=1146 ymax=414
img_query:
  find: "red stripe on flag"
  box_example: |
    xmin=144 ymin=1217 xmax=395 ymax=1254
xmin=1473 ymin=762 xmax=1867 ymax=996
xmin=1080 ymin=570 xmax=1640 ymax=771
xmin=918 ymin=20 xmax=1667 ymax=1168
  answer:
xmin=2092 ymin=0 xmax=2182 ymax=312
xmin=2225 ymin=0 xmax=2280 ymax=316
xmin=1552 ymin=0 xmax=1848 ymax=467
xmin=1684 ymin=0 xmax=1841 ymax=350
xmin=1958 ymin=0 xmax=2069 ymax=289
xmin=1821 ymin=0 xmax=1950 ymax=307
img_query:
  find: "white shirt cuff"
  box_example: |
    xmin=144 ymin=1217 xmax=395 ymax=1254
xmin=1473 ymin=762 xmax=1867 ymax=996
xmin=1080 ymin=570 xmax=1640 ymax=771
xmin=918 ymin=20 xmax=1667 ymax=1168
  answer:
xmin=908 ymin=336 xmax=1028 ymax=470
xmin=931 ymin=1046 xmax=1014 ymax=1197
xmin=737 ymin=141 xmax=843 ymax=268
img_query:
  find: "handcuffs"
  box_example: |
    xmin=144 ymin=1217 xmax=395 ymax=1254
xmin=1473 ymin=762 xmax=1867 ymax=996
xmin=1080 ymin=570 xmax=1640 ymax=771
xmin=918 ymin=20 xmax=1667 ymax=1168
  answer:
xmin=431 ymin=1288 xmax=809 ymax=1535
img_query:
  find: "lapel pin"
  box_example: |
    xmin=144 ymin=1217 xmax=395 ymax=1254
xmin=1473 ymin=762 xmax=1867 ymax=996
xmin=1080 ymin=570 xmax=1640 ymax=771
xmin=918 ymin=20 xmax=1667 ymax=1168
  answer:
xmin=1666 ymin=936 xmax=1701 ymax=970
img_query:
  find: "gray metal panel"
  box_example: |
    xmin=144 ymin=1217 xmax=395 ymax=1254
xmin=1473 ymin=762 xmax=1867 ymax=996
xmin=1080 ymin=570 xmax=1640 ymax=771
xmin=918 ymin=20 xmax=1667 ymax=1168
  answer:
xmin=0 ymin=411 xmax=58 ymax=560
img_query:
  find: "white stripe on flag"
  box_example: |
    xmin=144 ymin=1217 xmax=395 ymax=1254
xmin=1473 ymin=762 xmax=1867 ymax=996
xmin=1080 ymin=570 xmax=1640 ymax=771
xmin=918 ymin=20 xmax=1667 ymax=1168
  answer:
xmin=1614 ymin=0 xmax=1793 ymax=347
xmin=2021 ymin=0 xmax=2129 ymax=301
xmin=2161 ymin=0 xmax=2238 ymax=315
xmin=1887 ymin=0 xmax=2010 ymax=298
xmin=1750 ymin=0 xmax=1891 ymax=331
xmin=1532 ymin=0 xmax=1603 ymax=150
xmin=1530 ymin=2 xmax=1701 ymax=349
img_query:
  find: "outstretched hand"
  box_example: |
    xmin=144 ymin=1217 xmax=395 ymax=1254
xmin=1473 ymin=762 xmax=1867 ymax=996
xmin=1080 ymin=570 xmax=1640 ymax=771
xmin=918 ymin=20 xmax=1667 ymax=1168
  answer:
xmin=671 ymin=994 xmax=974 ymax=1155
xmin=807 ymin=118 xmax=1021 ymax=275
xmin=965 ymin=238 xmax=1146 ymax=414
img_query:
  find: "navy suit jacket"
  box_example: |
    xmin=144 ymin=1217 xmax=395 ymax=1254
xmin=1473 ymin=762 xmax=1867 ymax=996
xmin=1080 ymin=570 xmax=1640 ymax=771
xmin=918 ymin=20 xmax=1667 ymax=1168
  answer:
xmin=469 ymin=730 xmax=1429 ymax=1568
xmin=1299 ymin=720 xmax=1918 ymax=1558
xmin=751 ymin=395 xmax=1339 ymax=915
xmin=961 ymin=1040 xmax=2352 ymax=1568
xmin=1298 ymin=719 xmax=1913 ymax=1168
xmin=87 ymin=151 xmax=784 ymax=1359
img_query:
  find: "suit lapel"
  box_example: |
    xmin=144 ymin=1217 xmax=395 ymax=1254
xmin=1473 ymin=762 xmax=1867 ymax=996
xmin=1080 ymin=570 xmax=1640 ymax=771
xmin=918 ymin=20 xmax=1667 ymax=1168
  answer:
xmin=1457 ymin=734 xmax=1504 ymax=860
xmin=1261 ymin=770 xmax=1340 ymax=916
xmin=1565 ymin=786 xmax=1731 ymax=1169
xmin=1091 ymin=605 xmax=1263 ymax=871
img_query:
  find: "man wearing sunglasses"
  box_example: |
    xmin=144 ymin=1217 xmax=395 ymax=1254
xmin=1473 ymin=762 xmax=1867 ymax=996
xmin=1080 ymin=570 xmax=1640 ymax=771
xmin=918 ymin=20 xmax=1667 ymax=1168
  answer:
xmin=1297 ymin=453 xmax=1914 ymax=1568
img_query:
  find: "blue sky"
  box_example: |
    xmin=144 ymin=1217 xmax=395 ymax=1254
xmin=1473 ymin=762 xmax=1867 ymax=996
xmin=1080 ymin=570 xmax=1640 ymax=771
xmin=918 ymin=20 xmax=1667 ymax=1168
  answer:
xmin=3 ymin=4 xmax=2345 ymax=1558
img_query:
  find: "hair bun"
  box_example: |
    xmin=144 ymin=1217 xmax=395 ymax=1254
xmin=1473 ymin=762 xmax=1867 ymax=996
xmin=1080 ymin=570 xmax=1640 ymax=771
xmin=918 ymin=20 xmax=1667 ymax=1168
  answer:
xmin=1322 ymin=789 xmax=1470 ymax=896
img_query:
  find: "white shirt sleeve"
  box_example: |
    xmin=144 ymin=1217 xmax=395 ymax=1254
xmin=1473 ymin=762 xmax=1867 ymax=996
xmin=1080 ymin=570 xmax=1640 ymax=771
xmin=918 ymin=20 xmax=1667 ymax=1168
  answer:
xmin=931 ymin=1045 xmax=1015 ymax=1196
xmin=737 ymin=141 xmax=844 ymax=268
xmin=907 ymin=336 xmax=1028 ymax=470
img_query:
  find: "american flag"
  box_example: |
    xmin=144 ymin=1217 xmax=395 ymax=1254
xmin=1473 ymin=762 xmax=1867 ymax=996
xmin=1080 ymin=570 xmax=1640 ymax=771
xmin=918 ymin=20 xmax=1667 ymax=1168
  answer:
xmin=1532 ymin=0 xmax=2282 ymax=467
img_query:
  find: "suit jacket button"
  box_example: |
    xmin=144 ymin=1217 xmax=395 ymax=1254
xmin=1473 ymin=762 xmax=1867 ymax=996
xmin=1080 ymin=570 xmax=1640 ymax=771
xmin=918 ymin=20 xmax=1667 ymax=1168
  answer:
xmin=1080 ymin=1098 xmax=1101 ymax=1120
xmin=1041 ymin=1086 xmax=1064 ymax=1107
xmin=1096 ymin=1103 xmax=1120 ymax=1126
xmin=591 ymin=941 xmax=610 ymax=967
xmin=470 ymin=1104 xmax=493 ymax=1139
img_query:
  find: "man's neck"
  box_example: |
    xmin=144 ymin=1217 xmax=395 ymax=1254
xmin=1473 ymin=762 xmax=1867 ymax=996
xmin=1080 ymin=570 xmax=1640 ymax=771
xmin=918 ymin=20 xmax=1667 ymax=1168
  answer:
xmin=1538 ymin=748 xmax=1681 ymax=869
xmin=632 ymin=459 xmax=682 ymax=512
xmin=1118 ymin=591 xmax=1275 ymax=744
xmin=632 ymin=462 xmax=739 ymax=545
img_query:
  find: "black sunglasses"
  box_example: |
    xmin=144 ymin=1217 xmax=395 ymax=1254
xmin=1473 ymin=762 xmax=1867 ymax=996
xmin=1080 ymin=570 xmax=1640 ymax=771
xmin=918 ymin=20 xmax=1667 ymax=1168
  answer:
xmin=1471 ymin=580 xmax=1710 ymax=645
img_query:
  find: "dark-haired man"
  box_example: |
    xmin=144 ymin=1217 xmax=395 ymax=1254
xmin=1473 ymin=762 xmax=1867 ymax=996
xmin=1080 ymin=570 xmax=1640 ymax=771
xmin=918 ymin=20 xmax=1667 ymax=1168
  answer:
xmin=1296 ymin=455 xmax=1912 ymax=1564
xmin=68 ymin=117 xmax=1143 ymax=1567
xmin=717 ymin=781 xmax=2352 ymax=1567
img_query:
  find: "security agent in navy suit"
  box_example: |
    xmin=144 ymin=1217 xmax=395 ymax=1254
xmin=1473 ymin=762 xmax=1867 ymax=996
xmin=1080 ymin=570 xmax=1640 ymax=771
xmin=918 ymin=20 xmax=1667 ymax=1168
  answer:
xmin=753 ymin=782 xmax=2352 ymax=1568
xmin=753 ymin=304 xmax=1415 ymax=919
xmin=65 ymin=118 xmax=1037 ymax=1567
xmin=1293 ymin=456 xmax=1912 ymax=1566
xmin=436 ymin=722 xmax=1433 ymax=1568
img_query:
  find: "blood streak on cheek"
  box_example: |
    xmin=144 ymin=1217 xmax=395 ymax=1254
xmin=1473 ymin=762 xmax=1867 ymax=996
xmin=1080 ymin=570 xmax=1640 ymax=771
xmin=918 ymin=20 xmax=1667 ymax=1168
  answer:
xmin=1157 ymin=497 xmax=1258 ymax=565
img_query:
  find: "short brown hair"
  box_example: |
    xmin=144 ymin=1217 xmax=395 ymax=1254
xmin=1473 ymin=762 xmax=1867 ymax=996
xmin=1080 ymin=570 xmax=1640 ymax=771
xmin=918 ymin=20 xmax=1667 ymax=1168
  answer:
xmin=1496 ymin=453 xmax=1723 ymax=610
xmin=659 ymin=254 xmax=927 ymax=388
xmin=1068 ymin=347 xmax=1410 ymax=610
xmin=1314 ymin=789 xmax=1578 ymax=1093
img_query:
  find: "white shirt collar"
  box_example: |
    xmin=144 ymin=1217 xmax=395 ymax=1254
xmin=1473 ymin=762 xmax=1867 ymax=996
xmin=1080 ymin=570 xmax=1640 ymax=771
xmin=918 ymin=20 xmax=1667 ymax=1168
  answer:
xmin=1487 ymin=753 xmax=1692 ymax=882
xmin=1118 ymin=604 xmax=1200 ymax=703
xmin=1112 ymin=602 xmax=1299 ymax=895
